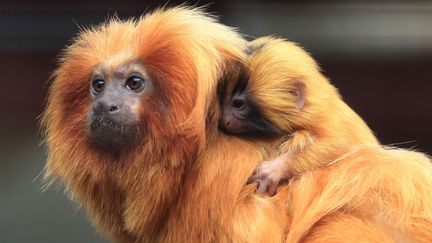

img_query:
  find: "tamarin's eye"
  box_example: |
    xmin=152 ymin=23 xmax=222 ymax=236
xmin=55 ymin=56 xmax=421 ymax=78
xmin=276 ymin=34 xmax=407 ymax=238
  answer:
xmin=125 ymin=76 xmax=145 ymax=91
xmin=232 ymin=99 xmax=245 ymax=110
xmin=92 ymin=79 xmax=105 ymax=93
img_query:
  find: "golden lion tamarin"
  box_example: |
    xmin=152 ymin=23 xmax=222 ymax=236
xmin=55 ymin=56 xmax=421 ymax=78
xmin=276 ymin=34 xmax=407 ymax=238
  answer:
xmin=42 ymin=7 xmax=291 ymax=242
xmin=220 ymin=37 xmax=432 ymax=241
xmin=220 ymin=36 xmax=379 ymax=195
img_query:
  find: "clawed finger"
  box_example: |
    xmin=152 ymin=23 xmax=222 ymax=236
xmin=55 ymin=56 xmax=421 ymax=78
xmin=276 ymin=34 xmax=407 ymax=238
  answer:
xmin=256 ymin=179 xmax=269 ymax=194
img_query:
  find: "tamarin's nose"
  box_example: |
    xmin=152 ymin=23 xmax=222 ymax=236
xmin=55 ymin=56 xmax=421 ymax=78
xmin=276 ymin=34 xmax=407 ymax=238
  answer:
xmin=93 ymin=101 xmax=120 ymax=114
xmin=109 ymin=105 xmax=118 ymax=113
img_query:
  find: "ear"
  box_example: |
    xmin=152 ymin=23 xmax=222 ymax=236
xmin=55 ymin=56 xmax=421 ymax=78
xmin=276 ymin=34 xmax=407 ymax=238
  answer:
xmin=292 ymin=79 xmax=306 ymax=111
xmin=245 ymin=43 xmax=267 ymax=56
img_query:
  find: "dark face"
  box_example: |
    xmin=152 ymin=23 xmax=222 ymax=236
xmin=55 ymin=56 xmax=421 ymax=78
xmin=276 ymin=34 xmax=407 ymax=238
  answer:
xmin=220 ymin=91 xmax=253 ymax=134
xmin=219 ymin=75 xmax=284 ymax=138
xmin=88 ymin=62 xmax=150 ymax=149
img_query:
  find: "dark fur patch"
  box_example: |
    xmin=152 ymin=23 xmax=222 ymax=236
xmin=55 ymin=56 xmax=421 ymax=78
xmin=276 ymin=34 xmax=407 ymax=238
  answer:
xmin=232 ymin=71 xmax=249 ymax=96
xmin=244 ymin=97 xmax=285 ymax=138
xmin=245 ymin=43 xmax=267 ymax=56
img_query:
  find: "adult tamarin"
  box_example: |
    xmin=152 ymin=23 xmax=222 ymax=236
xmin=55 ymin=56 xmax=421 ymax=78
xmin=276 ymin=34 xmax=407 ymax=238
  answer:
xmin=220 ymin=36 xmax=432 ymax=242
xmin=42 ymin=7 xmax=291 ymax=242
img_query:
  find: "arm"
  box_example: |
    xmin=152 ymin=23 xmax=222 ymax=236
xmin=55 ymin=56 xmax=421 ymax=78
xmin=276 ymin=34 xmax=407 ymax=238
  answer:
xmin=248 ymin=130 xmax=315 ymax=195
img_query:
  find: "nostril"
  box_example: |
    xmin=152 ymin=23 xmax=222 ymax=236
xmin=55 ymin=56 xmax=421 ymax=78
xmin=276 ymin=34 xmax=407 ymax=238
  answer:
xmin=109 ymin=105 xmax=118 ymax=112
xmin=92 ymin=101 xmax=119 ymax=114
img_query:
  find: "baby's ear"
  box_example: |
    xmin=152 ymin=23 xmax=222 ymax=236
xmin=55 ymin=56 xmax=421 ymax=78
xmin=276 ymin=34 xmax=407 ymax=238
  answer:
xmin=292 ymin=79 xmax=306 ymax=111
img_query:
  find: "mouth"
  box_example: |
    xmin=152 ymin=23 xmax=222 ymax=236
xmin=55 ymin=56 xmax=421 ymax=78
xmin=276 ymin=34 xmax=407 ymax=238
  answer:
xmin=89 ymin=116 xmax=138 ymax=149
xmin=91 ymin=117 xmax=122 ymax=130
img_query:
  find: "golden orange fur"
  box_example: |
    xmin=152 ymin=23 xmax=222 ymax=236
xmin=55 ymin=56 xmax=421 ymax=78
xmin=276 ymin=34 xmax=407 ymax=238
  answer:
xmin=284 ymin=146 xmax=432 ymax=242
xmin=244 ymin=37 xmax=378 ymax=174
xmin=42 ymin=7 xmax=287 ymax=242
xmin=229 ymin=37 xmax=432 ymax=242
xmin=42 ymin=7 xmax=432 ymax=243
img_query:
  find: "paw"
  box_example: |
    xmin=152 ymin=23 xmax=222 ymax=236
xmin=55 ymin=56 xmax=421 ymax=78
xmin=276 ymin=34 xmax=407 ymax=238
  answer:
xmin=247 ymin=161 xmax=284 ymax=196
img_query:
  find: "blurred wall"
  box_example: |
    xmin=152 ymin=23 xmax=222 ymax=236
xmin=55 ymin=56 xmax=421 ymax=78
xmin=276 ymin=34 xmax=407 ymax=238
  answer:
xmin=1 ymin=1 xmax=431 ymax=242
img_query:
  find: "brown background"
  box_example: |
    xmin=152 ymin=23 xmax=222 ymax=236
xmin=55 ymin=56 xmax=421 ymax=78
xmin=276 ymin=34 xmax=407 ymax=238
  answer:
xmin=1 ymin=1 xmax=431 ymax=242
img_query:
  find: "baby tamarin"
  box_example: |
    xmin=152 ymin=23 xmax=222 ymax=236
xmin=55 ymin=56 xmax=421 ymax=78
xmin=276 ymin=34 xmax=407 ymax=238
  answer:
xmin=220 ymin=37 xmax=379 ymax=195
xmin=221 ymin=36 xmax=432 ymax=242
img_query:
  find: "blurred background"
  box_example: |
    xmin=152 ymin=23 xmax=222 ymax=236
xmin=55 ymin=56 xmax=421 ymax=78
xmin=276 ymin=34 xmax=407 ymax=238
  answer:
xmin=1 ymin=0 xmax=431 ymax=242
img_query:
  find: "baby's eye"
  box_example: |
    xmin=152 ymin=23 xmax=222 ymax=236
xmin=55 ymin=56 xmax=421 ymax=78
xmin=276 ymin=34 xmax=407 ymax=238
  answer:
xmin=232 ymin=99 xmax=245 ymax=110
